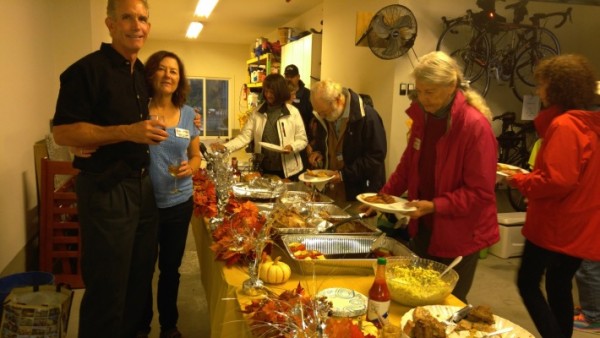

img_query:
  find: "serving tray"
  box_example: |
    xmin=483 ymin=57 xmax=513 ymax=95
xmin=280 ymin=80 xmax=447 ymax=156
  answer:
xmin=280 ymin=234 xmax=415 ymax=275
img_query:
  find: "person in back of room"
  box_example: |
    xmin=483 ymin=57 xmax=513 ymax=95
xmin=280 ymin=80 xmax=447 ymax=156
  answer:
xmin=505 ymin=54 xmax=600 ymax=338
xmin=308 ymin=80 xmax=387 ymax=202
xmin=211 ymin=73 xmax=307 ymax=179
xmin=136 ymin=50 xmax=201 ymax=338
xmin=284 ymin=64 xmax=313 ymax=171
xmin=377 ymin=51 xmax=499 ymax=303
xmin=51 ymin=1 xmax=163 ymax=337
xmin=574 ymin=260 xmax=600 ymax=333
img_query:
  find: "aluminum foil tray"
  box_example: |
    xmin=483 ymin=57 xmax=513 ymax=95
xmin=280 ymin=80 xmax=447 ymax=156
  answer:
xmin=231 ymin=181 xmax=285 ymax=200
xmin=280 ymin=234 xmax=415 ymax=275
xmin=280 ymin=190 xmax=334 ymax=204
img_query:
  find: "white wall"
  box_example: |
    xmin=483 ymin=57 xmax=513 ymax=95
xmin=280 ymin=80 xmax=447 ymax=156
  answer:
xmin=0 ymin=1 xmax=61 ymax=272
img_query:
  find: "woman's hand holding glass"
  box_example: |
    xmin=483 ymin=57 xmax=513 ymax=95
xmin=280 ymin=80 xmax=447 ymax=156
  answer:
xmin=167 ymin=158 xmax=189 ymax=194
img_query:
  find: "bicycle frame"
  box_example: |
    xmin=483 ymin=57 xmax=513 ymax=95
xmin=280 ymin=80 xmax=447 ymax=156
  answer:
xmin=437 ymin=1 xmax=569 ymax=100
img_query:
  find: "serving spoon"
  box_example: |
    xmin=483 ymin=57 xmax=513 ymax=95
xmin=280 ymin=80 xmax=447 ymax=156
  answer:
xmin=440 ymin=256 xmax=463 ymax=277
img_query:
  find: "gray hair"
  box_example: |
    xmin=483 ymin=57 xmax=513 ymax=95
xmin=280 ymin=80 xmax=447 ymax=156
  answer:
xmin=413 ymin=51 xmax=492 ymax=121
xmin=311 ymin=79 xmax=343 ymax=105
xmin=107 ymin=0 xmax=149 ymax=18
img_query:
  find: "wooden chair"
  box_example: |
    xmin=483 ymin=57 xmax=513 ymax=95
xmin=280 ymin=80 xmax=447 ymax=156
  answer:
xmin=39 ymin=158 xmax=83 ymax=288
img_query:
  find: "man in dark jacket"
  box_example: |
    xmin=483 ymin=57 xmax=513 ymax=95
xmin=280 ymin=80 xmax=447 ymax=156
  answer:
xmin=284 ymin=64 xmax=312 ymax=169
xmin=308 ymin=79 xmax=387 ymax=202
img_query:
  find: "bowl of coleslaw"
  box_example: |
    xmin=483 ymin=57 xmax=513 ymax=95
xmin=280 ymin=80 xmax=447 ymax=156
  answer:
xmin=383 ymin=257 xmax=458 ymax=307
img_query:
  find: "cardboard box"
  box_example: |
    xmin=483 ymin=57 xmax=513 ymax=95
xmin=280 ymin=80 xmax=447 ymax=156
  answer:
xmin=490 ymin=212 xmax=526 ymax=259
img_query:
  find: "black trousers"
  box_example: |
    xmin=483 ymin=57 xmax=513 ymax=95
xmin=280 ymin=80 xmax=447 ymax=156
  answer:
xmin=76 ymin=173 xmax=159 ymax=338
xmin=139 ymin=197 xmax=193 ymax=333
xmin=517 ymin=240 xmax=582 ymax=338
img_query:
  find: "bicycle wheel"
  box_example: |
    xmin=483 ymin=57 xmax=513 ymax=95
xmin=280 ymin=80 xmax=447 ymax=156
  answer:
xmin=538 ymin=28 xmax=560 ymax=54
xmin=437 ymin=21 xmax=491 ymax=96
xmin=511 ymin=44 xmax=557 ymax=101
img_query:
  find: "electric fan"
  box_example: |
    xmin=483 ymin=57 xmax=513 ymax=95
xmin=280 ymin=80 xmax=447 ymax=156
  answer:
xmin=366 ymin=4 xmax=418 ymax=60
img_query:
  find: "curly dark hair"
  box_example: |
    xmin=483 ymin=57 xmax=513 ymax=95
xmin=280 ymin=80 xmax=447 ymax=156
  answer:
xmin=145 ymin=51 xmax=190 ymax=107
xmin=262 ymin=73 xmax=291 ymax=105
xmin=534 ymin=54 xmax=596 ymax=110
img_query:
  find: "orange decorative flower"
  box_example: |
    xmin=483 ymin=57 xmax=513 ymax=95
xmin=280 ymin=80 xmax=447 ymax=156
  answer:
xmin=210 ymin=196 xmax=269 ymax=266
xmin=192 ymin=169 xmax=217 ymax=218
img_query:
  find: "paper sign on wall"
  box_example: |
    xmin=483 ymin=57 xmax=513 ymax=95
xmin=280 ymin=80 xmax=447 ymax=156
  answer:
xmin=521 ymin=94 xmax=541 ymax=120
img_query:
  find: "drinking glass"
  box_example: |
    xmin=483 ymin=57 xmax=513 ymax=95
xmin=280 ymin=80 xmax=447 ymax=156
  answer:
xmin=149 ymin=114 xmax=166 ymax=130
xmin=167 ymin=159 xmax=183 ymax=193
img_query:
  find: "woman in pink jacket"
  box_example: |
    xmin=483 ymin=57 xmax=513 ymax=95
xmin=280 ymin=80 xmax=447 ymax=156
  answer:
xmin=380 ymin=51 xmax=499 ymax=302
xmin=507 ymin=54 xmax=600 ymax=338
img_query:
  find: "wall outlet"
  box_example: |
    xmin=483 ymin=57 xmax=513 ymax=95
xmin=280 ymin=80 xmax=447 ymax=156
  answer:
xmin=399 ymin=83 xmax=408 ymax=96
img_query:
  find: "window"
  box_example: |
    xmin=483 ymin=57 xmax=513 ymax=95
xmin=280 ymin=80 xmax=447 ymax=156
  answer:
xmin=188 ymin=77 xmax=230 ymax=137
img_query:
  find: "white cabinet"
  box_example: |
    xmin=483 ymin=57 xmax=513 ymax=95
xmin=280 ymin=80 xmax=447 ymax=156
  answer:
xmin=281 ymin=34 xmax=322 ymax=87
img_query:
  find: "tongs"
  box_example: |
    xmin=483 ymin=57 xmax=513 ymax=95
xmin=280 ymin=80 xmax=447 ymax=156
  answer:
xmin=442 ymin=304 xmax=472 ymax=334
xmin=447 ymin=304 xmax=473 ymax=324
xmin=322 ymin=212 xmax=367 ymax=233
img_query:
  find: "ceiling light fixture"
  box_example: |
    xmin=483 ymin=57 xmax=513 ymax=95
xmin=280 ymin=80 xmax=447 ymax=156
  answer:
xmin=194 ymin=0 xmax=219 ymax=18
xmin=186 ymin=22 xmax=204 ymax=39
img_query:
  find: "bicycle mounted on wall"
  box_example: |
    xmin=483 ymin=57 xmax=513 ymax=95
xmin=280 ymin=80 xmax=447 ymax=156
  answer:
xmin=436 ymin=0 xmax=572 ymax=101
xmin=493 ymin=111 xmax=538 ymax=211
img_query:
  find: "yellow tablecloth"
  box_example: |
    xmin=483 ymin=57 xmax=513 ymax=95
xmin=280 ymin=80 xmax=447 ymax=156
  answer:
xmin=191 ymin=216 xmax=464 ymax=338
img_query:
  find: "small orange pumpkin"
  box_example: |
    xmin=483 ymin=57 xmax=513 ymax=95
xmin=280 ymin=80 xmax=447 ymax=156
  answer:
xmin=259 ymin=256 xmax=291 ymax=284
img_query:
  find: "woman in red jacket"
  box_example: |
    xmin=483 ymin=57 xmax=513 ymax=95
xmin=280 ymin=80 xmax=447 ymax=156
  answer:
xmin=380 ymin=51 xmax=499 ymax=302
xmin=507 ymin=54 xmax=600 ymax=338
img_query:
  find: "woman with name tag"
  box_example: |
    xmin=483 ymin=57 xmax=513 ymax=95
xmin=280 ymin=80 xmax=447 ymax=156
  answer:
xmin=138 ymin=50 xmax=201 ymax=338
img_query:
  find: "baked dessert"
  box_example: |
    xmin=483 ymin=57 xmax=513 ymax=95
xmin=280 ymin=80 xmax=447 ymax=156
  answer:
xmin=363 ymin=193 xmax=395 ymax=204
xmin=403 ymin=307 xmax=447 ymax=338
xmin=305 ymin=169 xmax=334 ymax=178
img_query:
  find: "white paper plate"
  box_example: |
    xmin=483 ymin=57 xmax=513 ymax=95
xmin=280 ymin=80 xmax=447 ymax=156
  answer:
xmin=298 ymin=170 xmax=335 ymax=184
xmin=496 ymin=163 xmax=529 ymax=177
xmin=259 ymin=141 xmax=286 ymax=153
xmin=356 ymin=193 xmax=416 ymax=214
xmin=400 ymin=305 xmax=534 ymax=338
xmin=316 ymin=288 xmax=367 ymax=317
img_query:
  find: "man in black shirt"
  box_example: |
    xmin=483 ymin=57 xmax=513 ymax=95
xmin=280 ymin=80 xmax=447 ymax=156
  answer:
xmin=52 ymin=1 xmax=165 ymax=337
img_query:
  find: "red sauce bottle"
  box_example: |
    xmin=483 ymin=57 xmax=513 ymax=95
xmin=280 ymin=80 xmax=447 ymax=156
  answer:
xmin=231 ymin=157 xmax=241 ymax=182
xmin=367 ymin=257 xmax=390 ymax=328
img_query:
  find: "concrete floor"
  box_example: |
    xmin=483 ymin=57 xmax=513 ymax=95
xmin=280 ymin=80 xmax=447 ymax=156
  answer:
xmin=63 ymin=190 xmax=597 ymax=337
xmin=65 ymin=227 xmax=211 ymax=338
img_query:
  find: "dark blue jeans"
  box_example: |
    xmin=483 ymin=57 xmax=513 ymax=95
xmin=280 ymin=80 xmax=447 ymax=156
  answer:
xmin=76 ymin=173 xmax=159 ymax=338
xmin=140 ymin=197 xmax=193 ymax=333
xmin=517 ymin=240 xmax=582 ymax=338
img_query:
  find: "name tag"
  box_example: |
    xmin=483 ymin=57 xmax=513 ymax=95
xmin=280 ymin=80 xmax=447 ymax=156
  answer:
xmin=175 ymin=128 xmax=190 ymax=139
xmin=293 ymin=98 xmax=300 ymax=103
xmin=413 ymin=138 xmax=421 ymax=151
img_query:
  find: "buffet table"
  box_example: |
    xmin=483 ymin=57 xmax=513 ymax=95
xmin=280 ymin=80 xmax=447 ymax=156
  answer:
xmin=191 ymin=216 xmax=465 ymax=338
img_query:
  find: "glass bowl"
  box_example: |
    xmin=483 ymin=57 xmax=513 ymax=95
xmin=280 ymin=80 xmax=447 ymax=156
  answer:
xmin=383 ymin=256 xmax=459 ymax=307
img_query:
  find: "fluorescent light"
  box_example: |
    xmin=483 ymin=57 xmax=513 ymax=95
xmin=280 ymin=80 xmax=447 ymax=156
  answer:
xmin=186 ymin=22 xmax=204 ymax=39
xmin=194 ymin=0 xmax=219 ymax=18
